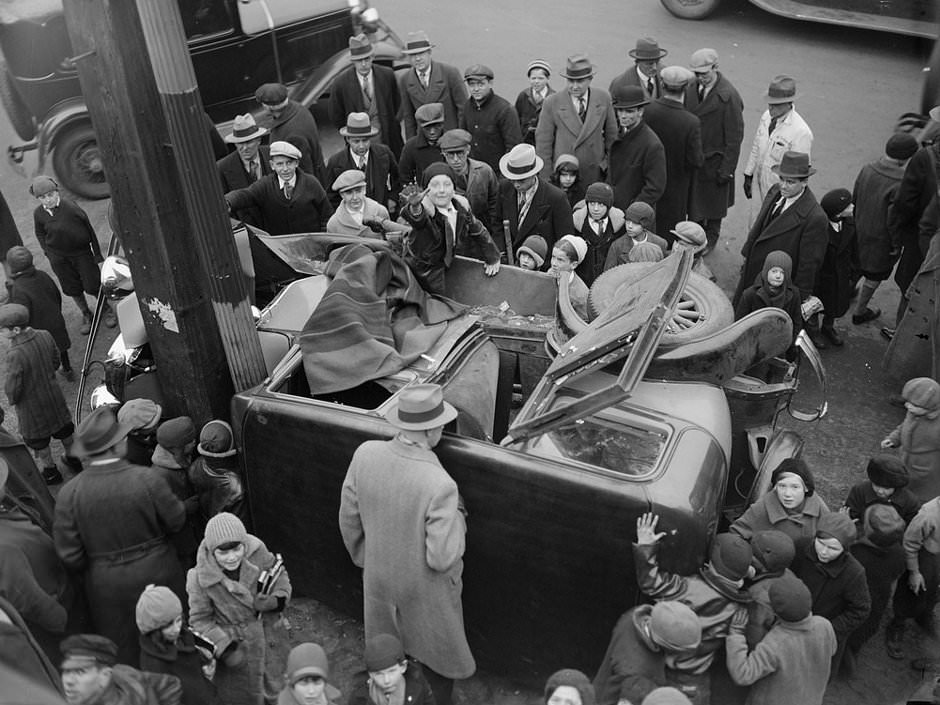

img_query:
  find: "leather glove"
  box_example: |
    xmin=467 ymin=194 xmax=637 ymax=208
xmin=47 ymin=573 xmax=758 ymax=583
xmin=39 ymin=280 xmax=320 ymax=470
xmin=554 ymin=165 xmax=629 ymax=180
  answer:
xmin=363 ymin=218 xmax=386 ymax=234
xmin=253 ymin=593 xmax=280 ymax=612
xmin=742 ymin=174 xmax=753 ymax=199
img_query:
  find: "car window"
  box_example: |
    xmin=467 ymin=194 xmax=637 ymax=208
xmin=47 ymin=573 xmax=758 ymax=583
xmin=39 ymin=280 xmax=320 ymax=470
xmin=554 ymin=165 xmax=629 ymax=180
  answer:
xmin=180 ymin=0 xmax=234 ymax=40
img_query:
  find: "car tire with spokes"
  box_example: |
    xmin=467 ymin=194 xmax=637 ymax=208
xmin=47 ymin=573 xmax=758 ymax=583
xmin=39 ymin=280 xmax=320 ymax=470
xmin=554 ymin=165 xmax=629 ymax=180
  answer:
xmin=52 ymin=123 xmax=111 ymax=200
xmin=659 ymin=0 xmax=721 ymax=20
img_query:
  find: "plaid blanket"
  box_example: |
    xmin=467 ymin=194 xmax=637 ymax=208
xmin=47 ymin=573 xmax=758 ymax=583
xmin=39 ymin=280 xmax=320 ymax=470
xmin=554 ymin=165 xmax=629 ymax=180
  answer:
xmin=299 ymin=244 xmax=467 ymax=394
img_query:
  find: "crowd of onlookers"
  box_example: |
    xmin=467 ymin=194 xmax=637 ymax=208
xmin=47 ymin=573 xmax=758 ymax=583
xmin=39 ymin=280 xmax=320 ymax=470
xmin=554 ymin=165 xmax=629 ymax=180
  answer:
xmin=1 ymin=20 xmax=940 ymax=705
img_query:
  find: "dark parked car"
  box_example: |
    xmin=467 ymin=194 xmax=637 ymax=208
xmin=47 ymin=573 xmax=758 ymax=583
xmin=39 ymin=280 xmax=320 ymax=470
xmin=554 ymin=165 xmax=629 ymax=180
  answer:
xmin=0 ymin=0 xmax=404 ymax=198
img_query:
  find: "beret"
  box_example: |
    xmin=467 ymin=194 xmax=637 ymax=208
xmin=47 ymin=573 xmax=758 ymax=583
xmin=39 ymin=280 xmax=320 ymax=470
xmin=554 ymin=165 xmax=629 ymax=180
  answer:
xmin=885 ymin=132 xmax=918 ymax=160
xmin=769 ymin=574 xmax=812 ymax=622
xmin=771 ymin=457 xmax=815 ymax=496
xmin=584 ymin=182 xmax=614 ymax=208
xmin=866 ymin=455 xmax=909 ymax=488
xmin=421 ymin=162 xmax=456 ymax=188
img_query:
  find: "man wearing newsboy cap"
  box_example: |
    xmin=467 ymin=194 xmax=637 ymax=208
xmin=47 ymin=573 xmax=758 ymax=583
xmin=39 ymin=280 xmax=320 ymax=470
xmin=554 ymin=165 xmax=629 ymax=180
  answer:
xmin=53 ymin=407 xmax=187 ymax=666
xmin=340 ymin=384 xmax=474 ymax=705
xmin=398 ymin=31 xmax=468 ymax=140
xmin=458 ymin=64 xmax=522 ymax=173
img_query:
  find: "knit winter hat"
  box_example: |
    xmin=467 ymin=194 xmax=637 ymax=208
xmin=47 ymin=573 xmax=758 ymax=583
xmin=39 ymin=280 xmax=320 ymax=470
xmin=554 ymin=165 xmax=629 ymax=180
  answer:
xmin=198 ymin=420 xmax=237 ymax=458
xmin=769 ymin=574 xmax=812 ymax=622
xmin=553 ymin=153 xmax=579 ymax=173
xmin=557 ymin=234 xmax=588 ymax=264
xmin=5 ymin=246 xmax=33 ymax=275
xmin=624 ymin=201 xmax=655 ymax=229
xmin=770 ymin=457 xmax=815 ymax=496
xmin=641 ymin=687 xmax=693 ymax=705
xmin=285 ymin=643 xmax=341 ymax=701
xmin=885 ymin=132 xmax=918 ymax=160
xmin=815 ymin=511 xmax=856 ymax=550
xmin=156 ymin=416 xmax=196 ymax=449
xmin=709 ymin=533 xmax=753 ymax=581
xmin=544 ymin=669 xmax=596 ymax=705
xmin=584 ymin=182 xmax=614 ymax=208
xmin=751 ymin=530 xmax=795 ymax=573
xmin=863 ymin=504 xmax=905 ymax=547
xmin=628 ymin=241 xmax=664 ymax=263
xmin=135 ymin=584 xmax=182 ymax=634
xmin=866 ymin=455 xmax=909 ymax=488
xmin=517 ymin=235 xmax=548 ymax=268
xmin=901 ymin=377 xmax=940 ymax=412
xmin=421 ymin=161 xmax=456 ymax=188
xmin=648 ymin=601 xmax=702 ymax=651
xmin=821 ymin=188 xmax=852 ymax=220
xmin=204 ymin=512 xmax=247 ymax=551
xmin=761 ymin=250 xmax=792 ymax=286
xmin=117 ymin=398 xmax=163 ymax=433
xmin=364 ymin=634 xmax=405 ymax=671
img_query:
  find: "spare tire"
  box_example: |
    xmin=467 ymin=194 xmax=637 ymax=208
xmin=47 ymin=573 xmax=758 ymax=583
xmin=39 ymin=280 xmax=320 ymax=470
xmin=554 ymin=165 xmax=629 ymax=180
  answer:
xmin=659 ymin=0 xmax=721 ymax=20
xmin=588 ymin=262 xmax=733 ymax=344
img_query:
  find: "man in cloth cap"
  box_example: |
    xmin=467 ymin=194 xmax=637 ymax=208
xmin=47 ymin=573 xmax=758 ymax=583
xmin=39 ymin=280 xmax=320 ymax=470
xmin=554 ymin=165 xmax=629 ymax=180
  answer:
xmin=536 ymin=53 xmax=617 ymax=186
xmin=254 ymin=82 xmax=326 ymax=182
xmin=60 ymin=633 xmax=182 ymax=705
xmin=347 ymin=633 xmax=436 ymax=705
xmin=643 ymin=66 xmax=703 ymax=242
xmin=606 ymin=86 xmax=666 ymax=213
xmin=224 ymin=140 xmax=333 ymax=236
xmin=609 ymin=37 xmax=669 ymax=101
xmin=398 ymin=31 xmax=467 ymax=140
xmin=325 ymin=113 xmax=399 ymax=212
xmin=118 ymin=398 xmax=163 ymax=467
xmin=684 ymin=48 xmax=745 ymax=255
xmin=743 ymin=75 xmax=813 ymax=203
xmin=217 ymin=114 xmax=270 ymax=228
xmin=733 ymin=150 xmax=827 ymax=308
xmin=53 ymin=406 xmax=187 ymax=665
xmin=327 ymin=169 xmax=407 ymax=240
xmin=439 ymin=128 xmax=498 ymax=231
xmin=458 ymin=64 xmax=521 ymax=173
xmin=339 ymin=383 xmax=475 ymax=705
xmin=399 ymin=103 xmax=447 ymax=186
xmin=494 ymin=143 xmax=573 ymax=266
xmin=330 ymin=34 xmax=403 ymax=156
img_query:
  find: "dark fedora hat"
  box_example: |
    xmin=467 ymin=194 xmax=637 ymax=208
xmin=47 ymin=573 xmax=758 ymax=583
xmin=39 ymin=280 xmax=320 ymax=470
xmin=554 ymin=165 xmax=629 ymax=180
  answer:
xmin=629 ymin=37 xmax=668 ymax=61
xmin=348 ymin=33 xmax=374 ymax=59
xmin=612 ymin=85 xmax=649 ymax=109
xmin=71 ymin=406 xmax=132 ymax=458
xmin=764 ymin=75 xmax=798 ymax=104
xmin=560 ymin=54 xmax=595 ymax=81
xmin=384 ymin=384 xmax=457 ymax=430
xmin=771 ymin=150 xmax=816 ymax=179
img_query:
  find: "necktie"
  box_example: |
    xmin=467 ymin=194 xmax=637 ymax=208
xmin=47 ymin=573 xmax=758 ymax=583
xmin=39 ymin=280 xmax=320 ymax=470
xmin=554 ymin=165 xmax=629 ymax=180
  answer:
xmin=247 ymin=160 xmax=258 ymax=183
xmin=646 ymin=77 xmax=655 ymax=97
xmin=533 ymin=88 xmax=543 ymax=106
xmin=771 ymin=197 xmax=786 ymax=221
xmin=419 ymin=71 xmax=429 ymax=88
xmin=578 ymin=98 xmax=587 ymax=122
xmin=698 ymin=84 xmax=705 ymax=101
xmin=517 ymin=192 xmax=531 ymax=226
xmin=283 ymin=182 xmax=293 ymax=200
xmin=442 ymin=208 xmax=455 ymax=266
xmin=768 ymin=116 xmax=779 ymax=136
xmin=362 ymin=78 xmax=372 ymax=105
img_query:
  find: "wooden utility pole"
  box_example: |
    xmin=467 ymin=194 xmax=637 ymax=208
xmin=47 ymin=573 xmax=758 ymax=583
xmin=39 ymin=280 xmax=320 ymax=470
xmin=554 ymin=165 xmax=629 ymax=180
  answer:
xmin=62 ymin=0 xmax=267 ymax=423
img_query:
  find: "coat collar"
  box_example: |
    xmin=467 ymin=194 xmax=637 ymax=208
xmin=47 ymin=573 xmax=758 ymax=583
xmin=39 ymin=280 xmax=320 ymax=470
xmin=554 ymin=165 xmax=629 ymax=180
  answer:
xmin=753 ymin=185 xmax=818 ymax=242
xmin=334 ymin=198 xmax=384 ymax=231
xmin=762 ymin=489 xmax=824 ymax=524
xmin=194 ymin=534 xmax=264 ymax=589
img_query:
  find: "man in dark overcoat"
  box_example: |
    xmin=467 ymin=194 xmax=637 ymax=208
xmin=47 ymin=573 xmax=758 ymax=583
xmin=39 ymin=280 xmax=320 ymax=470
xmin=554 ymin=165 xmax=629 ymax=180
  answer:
xmin=398 ymin=31 xmax=467 ymax=140
xmin=399 ymin=103 xmax=447 ymax=186
xmin=733 ymin=151 xmax=828 ymax=307
xmin=493 ymin=144 xmax=574 ymax=267
xmin=439 ymin=129 xmax=498 ymax=232
xmin=606 ymin=86 xmax=666 ymax=212
xmin=255 ymin=82 xmax=326 ymax=183
xmin=324 ymin=113 xmax=399 ymax=211
xmin=217 ymin=114 xmax=271 ymax=228
xmin=643 ymin=66 xmax=703 ymax=243
xmin=608 ymin=37 xmax=668 ymax=101
xmin=685 ymin=49 xmax=745 ymax=253
xmin=53 ymin=407 xmax=187 ymax=666
xmin=330 ymin=34 xmax=403 ymax=156
xmin=225 ymin=141 xmax=333 ymax=235
xmin=458 ymin=64 xmax=522 ymax=173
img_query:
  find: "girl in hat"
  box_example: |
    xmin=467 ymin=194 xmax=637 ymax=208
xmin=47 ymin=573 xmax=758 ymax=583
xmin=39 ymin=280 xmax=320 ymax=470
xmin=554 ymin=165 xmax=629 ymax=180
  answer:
xmin=187 ymin=512 xmax=291 ymax=705
xmin=516 ymin=60 xmax=555 ymax=146
xmin=278 ymin=643 xmax=341 ymax=705
xmin=188 ymin=420 xmax=246 ymax=532
xmin=549 ymin=235 xmax=590 ymax=321
xmin=881 ymin=377 xmax=940 ymax=504
xmin=516 ymin=235 xmax=548 ymax=271
xmin=136 ymin=584 xmax=219 ymax=705
xmin=572 ymin=182 xmax=625 ymax=285
xmin=734 ymin=250 xmax=803 ymax=353
xmin=151 ymin=416 xmax=200 ymax=568
xmin=550 ymin=154 xmax=584 ymax=209
xmin=544 ymin=668 xmax=595 ymax=705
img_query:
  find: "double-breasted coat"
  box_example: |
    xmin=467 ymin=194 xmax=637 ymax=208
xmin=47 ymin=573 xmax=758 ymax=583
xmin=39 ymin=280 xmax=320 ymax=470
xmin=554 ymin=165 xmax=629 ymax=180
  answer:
xmin=493 ymin=178 xmax=574 ymax=267
xmin=399 ymin=61 xmax=468 ymax=139
xmin=535 ymin=88 xmax=618 ymax=186
xmin=330 ymin=64 xmax=403 ymax=156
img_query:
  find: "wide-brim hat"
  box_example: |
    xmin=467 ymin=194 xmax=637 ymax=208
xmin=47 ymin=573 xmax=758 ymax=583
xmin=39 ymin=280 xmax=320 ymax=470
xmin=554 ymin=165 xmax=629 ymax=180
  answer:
xmin=402 ymin=30 xmax=434 ymax=55
xmin=384 ymin=383 xmax=457 ymax=430
xmin=225 ymin=113 xmax=268 ymax=144
xmin=771 ymin=150 xmax=815 ymax=178
xmin=499 ymin=143 xmax=543 ymax=180
xmin=629 ymin=37 xmax=668 ymax=61
xmin=339 ymin=112 xmax=379 ymax=138
xmin=764 ymin=75 xmax=798 ymax=104
xmin=348 ymin=33 xmax=374 ymax=59
xmin=560 ymin=53 xmax=595 ymax=80
xmin=72 ymin=406 xmax=133 ymax=458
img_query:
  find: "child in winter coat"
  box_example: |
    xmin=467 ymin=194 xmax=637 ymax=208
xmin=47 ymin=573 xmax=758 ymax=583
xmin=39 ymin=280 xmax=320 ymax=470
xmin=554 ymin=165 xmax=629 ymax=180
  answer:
xmin=152 ymin=416 xmax=200 ymax=568
xmin=734 ymin=250 xmax=803 ymax=348
xmin=136 ymin=584 xmax=219 ymax=705
xmin=550 ymin=235 xmax=591 ymax=322
xmin=188 ymin=420 xmax=246 ymax=532
xmin=813 ymin=188 xmax=857 ymax=347
xmin=603 ymin=202 xmax=667 ymax=271
xmin=278 ymin=643 xmax=342 ymax=705
xmin=516 ymin=235 xmax=548 ymax=272
xmin=881 ymin=377 xmax=940 ymax=504
xmin=842 ymin=455 xmax=920 ymax=525
xmin=186 ymin=512 xmax=291 ymax=705
xmin=669 ymin=222 xmax=715 ymax=282
xmin=347 ymin=634 xmax=436 ymax=705
xmin=549 ymin=153 xmax=583 ymax=209
xmin=572 ymin=182 xmax=625 ymax=285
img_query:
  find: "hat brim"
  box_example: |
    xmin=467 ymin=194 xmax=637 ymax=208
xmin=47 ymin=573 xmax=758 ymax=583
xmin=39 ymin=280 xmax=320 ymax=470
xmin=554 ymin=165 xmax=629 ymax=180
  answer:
xmin=384 ymin=399 xmax=458 ymax=430
xmin=402 ymin=44 xmax=435 ymax=55
xmin=629 ymin=49 xmax=668 ymax=60
xmin=498 ymin=153 xmax=544 ymax=180
xmin=350 ymin=47 xmax=375 ymax=59
xmin=225 ymin=127 xmax=268 ymax=144
xmin=559 ymin=69 xmax=596 ymax=80
xmin=339 ymin=126 xmax=379 ymax=137
xmin=765 ymin=93 xmax=798 ymax=104
xmin=690 ymin=65 xmax=715 ymax=74
xmin=771 ymin=164 xmax=816 ymax=178
xmin=71 ymin=421 xmax=133 ymax=458
xmin=613 ymin=99 xmax=649 ymax=109
xmin=197 ymin=443 xmax=237 ymax=459
xmin=516 ymin=246 xmax=544 ymax=267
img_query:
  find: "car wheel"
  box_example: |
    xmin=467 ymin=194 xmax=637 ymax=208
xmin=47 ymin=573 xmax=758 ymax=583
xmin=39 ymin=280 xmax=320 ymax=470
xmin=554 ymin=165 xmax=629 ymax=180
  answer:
xmin=659 ymin=0 xmax=721 ymax=20
xmin=52 ymin=124 xmax=111 ymax=200
xmin=0 ymin=62 xmax=36 ymax=141
xmin=588 ymin=262 xmax=734 ymax=343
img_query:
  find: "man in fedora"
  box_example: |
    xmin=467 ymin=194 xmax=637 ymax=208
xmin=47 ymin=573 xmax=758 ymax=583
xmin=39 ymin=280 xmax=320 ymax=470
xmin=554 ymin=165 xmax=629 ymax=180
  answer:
xmin=224 ymin=140 xmax=333 ymax=235
xmin=439 ymin=128 xmax=498 ymax=232
xmin=458 ymin=64 xmax=521 ymax=173
xmin=339 ymin=383 xmax=475 ymax=705
xmin=330 ymin=33 xmax=403 ymax=157
xmin=325 ymin=112 xmax=399 ymax=211
xmin=399 ymin=103 xmax=447 ymax=185
xmin=734 ymin=150 xmax=828 ymax=309
xmin=255 ymin=81 xmax=326 ymax=182
xmin=53 ymin=406 xmax=187 ymax=666
xmin=685 ymin=48 xmax=745 ymax=254
xmin=743 ymin=75 xmax=813 ymax=203
xmin=217 ymin=113 xmax=270 ymax=227
xmin=607 ymin=86 xmax=666 ymax=214
xmin=494 ymin=143 xmax=573 ymax=266
xmin=609 ymin=37 xmax=669 ymax=100
xmin=398 ymin=31 xmax=467 ymax=140
xmin=535 ymin=53 xmax=617 ymax=186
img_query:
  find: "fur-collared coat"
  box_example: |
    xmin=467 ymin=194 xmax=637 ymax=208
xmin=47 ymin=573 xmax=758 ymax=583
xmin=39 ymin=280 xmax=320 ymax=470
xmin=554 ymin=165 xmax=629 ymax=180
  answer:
xmin=186 ymin=535 xmax=291 ymax=705
xmin=730 ymin=490 xmax=830 ymax=546
xmin=535 ymin=88 xmax=618 ymax=186
xmin=326 ymin=198 xmax=391 ymax=239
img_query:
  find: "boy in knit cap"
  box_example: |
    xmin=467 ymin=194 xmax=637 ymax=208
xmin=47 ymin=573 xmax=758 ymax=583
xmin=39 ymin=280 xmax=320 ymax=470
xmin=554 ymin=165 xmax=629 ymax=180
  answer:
xmin=881 ymin=377 xmax=940 ymax=504
xmin=593 ymin=600 xmax=702 ymax=705
xmin=188 ymin=420 xmax=245 ymax=531
xmin=572 ymin=182 xmax=625 ymax=285
xmin=279 ymin=643 xmax=342 ymax=705
xmin=117 ymin=398 xmax=163 ymax=466
xmin=603 ymin=202 xmax=667 ymax=270
xmin=136 ymin=584 xmax=219 ymax=705
xmin=516 ymin=235 xmax=548 ymax=271
xmin=725 ymin=574 xmax=837 ymax=705
xmin=734 ymin=250 xmax=802 ymax=350
xmin=152 ymin=417 xmax=200 ymax=568
xmin=743 ymin=530 xmax=796 ymax=649
xmin=842 ymin=454 xmax=920 ymax=525
xmin=348 ymin=633 xmax=436 ymax=705
xmin=546 ymin=668 xmax=596 ymax=705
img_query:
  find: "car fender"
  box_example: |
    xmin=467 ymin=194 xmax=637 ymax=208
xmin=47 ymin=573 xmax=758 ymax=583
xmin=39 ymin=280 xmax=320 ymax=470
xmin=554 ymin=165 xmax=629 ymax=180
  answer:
xmin=34 ymin=97 xmax=91 ymax=172
xmin=289 ymin=38 xmax=406 ymax=107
